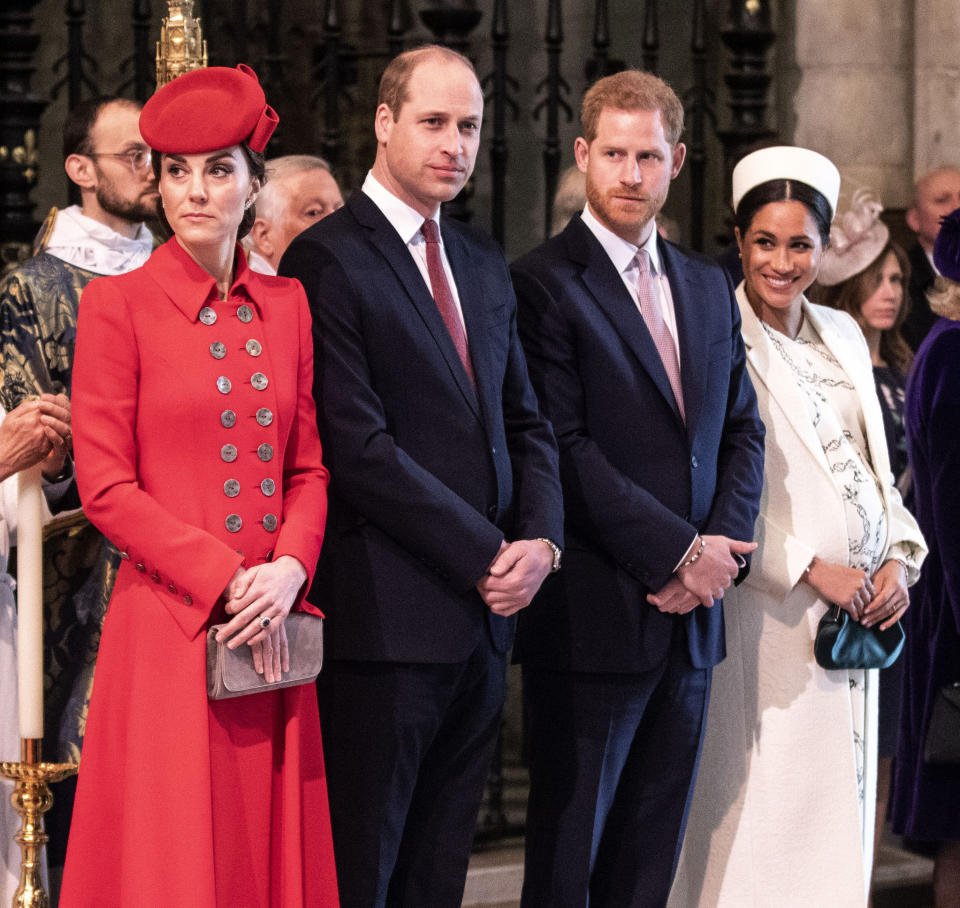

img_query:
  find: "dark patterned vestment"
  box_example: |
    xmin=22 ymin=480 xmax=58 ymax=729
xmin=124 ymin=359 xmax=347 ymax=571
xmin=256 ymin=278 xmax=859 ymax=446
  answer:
xmin=0 ymin=241 xmax=120 ymax=766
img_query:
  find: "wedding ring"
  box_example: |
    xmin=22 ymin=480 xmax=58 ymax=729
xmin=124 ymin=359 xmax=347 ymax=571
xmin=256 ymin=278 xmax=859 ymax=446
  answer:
xmin=259 ymin=615 xmax=271 ymax=629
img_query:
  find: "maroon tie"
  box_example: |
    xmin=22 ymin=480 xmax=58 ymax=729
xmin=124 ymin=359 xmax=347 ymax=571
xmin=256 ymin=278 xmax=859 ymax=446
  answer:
xmin=420 ymin=218 xmax=475 ymax=388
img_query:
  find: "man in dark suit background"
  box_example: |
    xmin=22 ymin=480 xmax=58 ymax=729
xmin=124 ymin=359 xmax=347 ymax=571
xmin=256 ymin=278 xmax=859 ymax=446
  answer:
xmin=279 ymin=45 xmax=563 ymax=908
xmin=903 ymin=164 xmax=960 ymax=350
xmin=511 ymin=71 xmax=765 ymax=907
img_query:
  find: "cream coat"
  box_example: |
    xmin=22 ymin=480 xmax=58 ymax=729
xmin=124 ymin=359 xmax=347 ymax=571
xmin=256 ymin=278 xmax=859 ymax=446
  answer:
xmin=669 ymin=289 xmax=926 ymax=908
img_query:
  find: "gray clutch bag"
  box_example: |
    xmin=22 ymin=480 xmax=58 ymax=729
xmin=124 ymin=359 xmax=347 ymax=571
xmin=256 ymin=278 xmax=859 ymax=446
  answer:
xmin=206 ymin=612 xmax=324 ymax=700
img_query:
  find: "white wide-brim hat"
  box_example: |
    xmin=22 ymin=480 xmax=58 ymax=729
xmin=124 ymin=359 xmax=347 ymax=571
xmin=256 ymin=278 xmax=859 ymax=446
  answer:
xmin=732 ymin=146 xmax=841 ymax=218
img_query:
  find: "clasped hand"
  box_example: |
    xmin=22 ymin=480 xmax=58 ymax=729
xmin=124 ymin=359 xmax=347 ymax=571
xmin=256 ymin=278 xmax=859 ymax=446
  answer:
xmin=215 ymin=556 xmax=308 ymax=683
xmin=647 ymin=534 xmax=757 ymax=614
xmin=476 ymin=539 xmax=555 ymax=617
xmin=0 ymin=394 xmax=72 ymax=482
xmin=805 ymin=557 xmax=908 ymax=630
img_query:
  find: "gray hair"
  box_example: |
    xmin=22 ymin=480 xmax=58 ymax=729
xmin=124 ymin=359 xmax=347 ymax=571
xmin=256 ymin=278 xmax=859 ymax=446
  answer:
xmin=256 ymin=154 xmax=334 ymax=222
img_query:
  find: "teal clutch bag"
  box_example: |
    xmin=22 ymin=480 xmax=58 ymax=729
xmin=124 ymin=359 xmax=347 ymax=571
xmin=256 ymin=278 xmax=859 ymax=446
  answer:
xmin=814 ymin=604 xmax=905 ymax=670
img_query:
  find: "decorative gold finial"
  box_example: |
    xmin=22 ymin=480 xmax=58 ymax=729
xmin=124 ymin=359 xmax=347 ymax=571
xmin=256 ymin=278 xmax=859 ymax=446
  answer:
xmin=156 ymin=0 xmax=208 ymax=89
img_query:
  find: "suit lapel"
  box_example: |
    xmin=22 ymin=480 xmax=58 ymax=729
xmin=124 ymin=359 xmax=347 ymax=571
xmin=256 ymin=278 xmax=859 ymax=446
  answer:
xmin=443 ymin=222 xmax=494 ymax=422
xmin=349 ymin=193 xmax=481 ymax=421
xmin=737 ymin=287 xmax=834 ymax=480
xmin=661 ymin=240 xmax=709 ymax=437
xmin=569 ymin=219 xmax=684 ymax=426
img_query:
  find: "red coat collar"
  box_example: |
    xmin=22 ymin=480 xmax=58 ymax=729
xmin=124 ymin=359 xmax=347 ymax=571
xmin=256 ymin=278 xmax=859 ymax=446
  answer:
xmin=144 ymin=238 xmax=262 ymax=321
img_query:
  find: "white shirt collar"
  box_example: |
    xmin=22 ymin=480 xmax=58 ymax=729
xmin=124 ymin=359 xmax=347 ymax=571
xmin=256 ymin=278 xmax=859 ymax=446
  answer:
xmin=362 ymin=172 xmax=440 ymax=245
xmin=580 ymin=204 xmax=662 ymax=277
xmin=43 ymin=205 xmax=153 ymax=276
xmin=246 ymin=249 xmax=277 ymax=276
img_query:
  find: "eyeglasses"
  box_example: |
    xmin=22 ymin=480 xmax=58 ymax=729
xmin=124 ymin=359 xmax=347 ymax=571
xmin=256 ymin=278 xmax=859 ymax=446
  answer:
xmin=86 ymin=148 xmax=153 ymax=173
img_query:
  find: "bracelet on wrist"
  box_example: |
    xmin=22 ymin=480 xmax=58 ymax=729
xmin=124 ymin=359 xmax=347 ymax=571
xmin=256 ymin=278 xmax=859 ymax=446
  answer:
xmin=680 ymin=536 xmax=706 ymax=569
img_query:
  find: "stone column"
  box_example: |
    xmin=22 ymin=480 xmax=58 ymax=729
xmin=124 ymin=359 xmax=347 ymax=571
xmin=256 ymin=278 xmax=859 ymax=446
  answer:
xmin=913 ymin=0 xmax=960 ymax=179
xmin=789 ymin=0 xmax=914 ymax=209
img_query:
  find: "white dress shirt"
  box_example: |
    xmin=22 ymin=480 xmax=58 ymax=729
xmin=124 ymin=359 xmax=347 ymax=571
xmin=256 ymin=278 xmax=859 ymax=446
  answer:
xmin=580 ymin=204 xmax=681 ymax=368
xmin=246 ymin=249 xmax=277 ymax=276
xmin=362 ymin=173 xmax=468 ymax=334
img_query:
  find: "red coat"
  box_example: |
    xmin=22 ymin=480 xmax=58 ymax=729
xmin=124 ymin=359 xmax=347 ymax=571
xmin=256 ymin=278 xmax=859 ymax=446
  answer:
xmin=61 ymin=239 xmax=338 ymax=906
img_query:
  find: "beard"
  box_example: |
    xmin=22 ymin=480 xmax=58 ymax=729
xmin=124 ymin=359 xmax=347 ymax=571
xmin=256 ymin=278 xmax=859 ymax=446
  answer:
xmin=585 ymin=178 xmax=666 ymax=241
xmin=95 ymin=173 xmax=157 ymax=225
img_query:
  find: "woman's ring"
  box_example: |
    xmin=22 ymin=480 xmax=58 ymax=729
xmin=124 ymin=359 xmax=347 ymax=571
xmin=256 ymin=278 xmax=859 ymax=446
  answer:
xmin=259 ymin=615 xmax=271 ymax=629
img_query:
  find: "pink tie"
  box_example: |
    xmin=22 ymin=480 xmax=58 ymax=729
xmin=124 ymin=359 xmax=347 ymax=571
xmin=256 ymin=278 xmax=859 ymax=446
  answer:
xmin=420 ymin=219 xmax=476 ymax=389
xmin=634 ymin=249 xmax=685 ymax=422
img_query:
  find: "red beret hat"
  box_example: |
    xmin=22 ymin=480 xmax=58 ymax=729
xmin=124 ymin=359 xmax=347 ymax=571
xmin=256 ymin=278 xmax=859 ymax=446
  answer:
xmin=140 ymin=64 xmax=278 ymax=154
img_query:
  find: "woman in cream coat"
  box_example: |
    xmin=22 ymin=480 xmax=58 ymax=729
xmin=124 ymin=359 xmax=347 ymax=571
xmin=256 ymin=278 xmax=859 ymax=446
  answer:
xmin=670 ymin=148 xmax=926 ymax=907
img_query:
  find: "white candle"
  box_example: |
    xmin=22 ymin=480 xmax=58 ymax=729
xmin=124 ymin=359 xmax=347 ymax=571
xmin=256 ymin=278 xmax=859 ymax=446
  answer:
xmin=16 ymin=463 xmax=44 ymax=742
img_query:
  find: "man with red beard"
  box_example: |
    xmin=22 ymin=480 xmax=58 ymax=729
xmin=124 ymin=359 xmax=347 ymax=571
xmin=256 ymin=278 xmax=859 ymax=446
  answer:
xmin=510 ymin=70 xmax=765 ymax=907
xmin=0 ymin=95 xmax=157 ymax=888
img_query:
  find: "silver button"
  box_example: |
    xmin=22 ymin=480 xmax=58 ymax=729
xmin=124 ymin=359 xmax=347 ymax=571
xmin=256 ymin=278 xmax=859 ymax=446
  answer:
xmin=257 ymin=443 xmax=274 ymax=462
xmin=199 ymin=307 xmax=217 ymax=325
xmin=245 ymin=339 xmax=262 ymax=357
xmin=221 ymin=409 xmax=236 ymax=428
xmin=183 ymin=594 xmax=193 ymax=605
xmin=251 ymin=372 xmax=268 ymax=391
xmin=262 ymin=513 xmax=278 ymax=532
xmin=256 ymin=407 xmax=273 ymax=427
xmin=151 ymin=571 xmax=162 ymax=584
xmin=136 ymin=562 xmax=146 ymax=572
xmin=260 ymin=478 xmax=276 ymax=496
xmin=210 ymin=342 xmax=226 ymax=360
xmin=217 ymin=376 xmax=232 ymax=394
xmin=224 ymin=479 xmax=240 ymax=498
xmin=225 ymin=514 xmax=243 ymax=533
xmin=237 ymin=305 xmax=254 ymax=323
xmin=167 ymin=582 xmax=178 ymax=594
xmin=120 ymin=550 xmax=129 ymax=560
xmin=221 ymin=444 xmax=238 ymax=463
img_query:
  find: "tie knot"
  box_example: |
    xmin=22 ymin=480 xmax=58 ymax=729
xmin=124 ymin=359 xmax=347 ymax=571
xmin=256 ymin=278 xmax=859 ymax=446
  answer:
xmin=421 ymin=218 xmax=440 ymax=245
xmin=634 ymin=248 xmax=651 ymax=275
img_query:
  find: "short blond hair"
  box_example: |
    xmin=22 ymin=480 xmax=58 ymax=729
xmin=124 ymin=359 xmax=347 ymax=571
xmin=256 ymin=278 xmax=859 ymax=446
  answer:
xmin=378 ymin=45 xmax=476 ymax=121
xmin=580 ymin=70 xmax=684 ymax=146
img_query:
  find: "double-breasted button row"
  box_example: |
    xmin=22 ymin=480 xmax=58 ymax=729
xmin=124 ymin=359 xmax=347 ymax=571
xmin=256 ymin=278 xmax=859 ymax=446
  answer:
xmin=211 ymin=340 xmax=262 ymax=361
xmin=204 ymin=300 xmax=278 ymax=540
xmin=201 ymin=304 xmax=256 ymax=325
xmin=218 ymin=373 xmax=269 ymax=393
xmin=223 ymin=477 xmax=275 ymax=499
xmin=226 ymin=512 xmax=278 ymax=534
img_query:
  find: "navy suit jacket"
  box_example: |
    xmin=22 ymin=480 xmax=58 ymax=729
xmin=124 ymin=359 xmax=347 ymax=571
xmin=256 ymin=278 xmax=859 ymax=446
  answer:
xmin=511 ymin=215 xmax=764 ymax=671
xmin=279 ymin=191 xmax=563 ymax=663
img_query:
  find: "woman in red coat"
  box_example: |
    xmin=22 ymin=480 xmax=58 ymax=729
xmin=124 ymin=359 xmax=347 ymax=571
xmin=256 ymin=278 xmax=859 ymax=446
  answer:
xmin=61 ymin=65 xmax=339 ymax=906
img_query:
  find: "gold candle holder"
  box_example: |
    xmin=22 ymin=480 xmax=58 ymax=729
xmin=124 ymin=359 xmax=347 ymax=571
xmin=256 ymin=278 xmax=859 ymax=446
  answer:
xmin=0 ymin=739 xmax=78 ymax=908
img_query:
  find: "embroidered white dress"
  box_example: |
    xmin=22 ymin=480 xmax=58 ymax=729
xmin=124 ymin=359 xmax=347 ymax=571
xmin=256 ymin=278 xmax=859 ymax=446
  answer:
xmin=669 ymin=293 xmax=925 ymax=908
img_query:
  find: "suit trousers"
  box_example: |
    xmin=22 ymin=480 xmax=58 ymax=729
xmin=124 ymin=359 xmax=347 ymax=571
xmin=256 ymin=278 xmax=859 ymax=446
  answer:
xmin=521 ymin=622 xmax=711 ymax=908
xmin=318 ymin=635 xmax=507 ymax=908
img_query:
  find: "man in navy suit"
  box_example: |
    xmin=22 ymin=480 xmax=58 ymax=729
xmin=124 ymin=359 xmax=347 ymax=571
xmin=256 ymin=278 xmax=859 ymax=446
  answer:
xmin=511 ymin=71 xmax=765 ymax=907
xmin=279 ymin=45 xmax=563 ymax=908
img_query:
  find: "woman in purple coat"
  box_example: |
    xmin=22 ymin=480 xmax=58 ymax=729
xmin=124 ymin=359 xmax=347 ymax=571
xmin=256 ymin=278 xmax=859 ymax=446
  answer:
xmin=891 ymin=207 xmax=960 ymax=906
